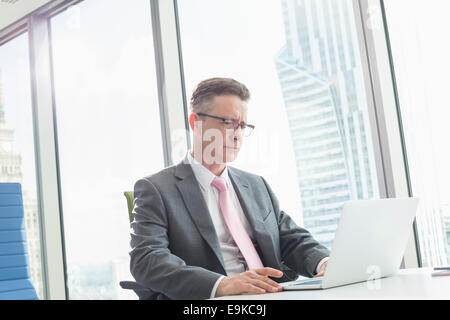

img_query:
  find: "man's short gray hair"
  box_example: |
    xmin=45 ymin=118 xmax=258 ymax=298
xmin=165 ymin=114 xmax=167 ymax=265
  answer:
xmin=190 ymin=77 xmax=250 ymax=114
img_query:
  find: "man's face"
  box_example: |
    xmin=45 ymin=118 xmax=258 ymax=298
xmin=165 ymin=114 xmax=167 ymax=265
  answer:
xmin=192 ymin=95 xmax=248 ymax=164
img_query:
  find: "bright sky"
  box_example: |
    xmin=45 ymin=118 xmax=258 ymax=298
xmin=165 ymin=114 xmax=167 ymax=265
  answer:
xmin=384 ymin=0 xmax=450 ymax=214
xmin=49 ymin=0 xmax=163 ymax=266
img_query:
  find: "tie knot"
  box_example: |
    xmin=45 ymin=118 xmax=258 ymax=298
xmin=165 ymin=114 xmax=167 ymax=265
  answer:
xmin=211 ymin=176 xmax=227 ymax=192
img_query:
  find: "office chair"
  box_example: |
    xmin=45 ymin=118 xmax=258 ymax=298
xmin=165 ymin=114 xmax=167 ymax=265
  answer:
xmin=119 ymin=190 xmax=156 ymax=299
xmin=123 ymin=191 xmax=134 ymax=223
xmin=0 ymin=183 xmax=39 ymax=300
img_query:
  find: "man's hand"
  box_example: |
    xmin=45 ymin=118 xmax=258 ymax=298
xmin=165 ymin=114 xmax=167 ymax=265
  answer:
xmin=314 ymin=260 xmax=328 ymax=278
xmin=215 ymin=267 xmax=284 ymax=297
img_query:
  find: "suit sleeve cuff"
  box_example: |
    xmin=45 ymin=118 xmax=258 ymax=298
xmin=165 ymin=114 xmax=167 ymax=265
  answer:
xmin=315 ymin=257 xmax=329 ymax=275
xmin=210 ymin=275 xmax=226 ymax=299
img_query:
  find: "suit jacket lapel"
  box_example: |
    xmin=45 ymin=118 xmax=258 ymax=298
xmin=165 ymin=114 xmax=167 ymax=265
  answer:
xmin=226 ymin=168 xmax=265 ymax=234
xmin=227 ymin=167 xmax=282 ymax=270
xmin=174 ymin=162 xmax=226 ymax=274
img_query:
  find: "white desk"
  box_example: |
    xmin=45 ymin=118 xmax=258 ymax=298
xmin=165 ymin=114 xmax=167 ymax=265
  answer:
xmin=213 ymin=268 xmax=450 ymax=300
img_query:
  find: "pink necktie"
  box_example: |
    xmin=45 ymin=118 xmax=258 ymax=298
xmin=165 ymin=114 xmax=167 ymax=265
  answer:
xmin=211 ymin=176 xmax=264 ymax=270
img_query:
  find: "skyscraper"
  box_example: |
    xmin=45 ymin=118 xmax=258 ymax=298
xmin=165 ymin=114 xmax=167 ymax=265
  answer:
xmin=276 ymin=0 xmax=378 ymax=248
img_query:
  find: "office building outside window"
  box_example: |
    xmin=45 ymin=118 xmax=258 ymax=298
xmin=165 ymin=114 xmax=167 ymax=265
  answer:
xmin=177 ymin=0 xmax=379 ymax=249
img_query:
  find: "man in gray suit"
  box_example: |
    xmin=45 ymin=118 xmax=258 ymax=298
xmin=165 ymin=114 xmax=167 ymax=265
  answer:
xmin=129 ymin=77 xmax=330 ymax=300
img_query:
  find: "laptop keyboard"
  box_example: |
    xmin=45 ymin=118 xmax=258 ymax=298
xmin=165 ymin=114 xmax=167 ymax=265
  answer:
xmin=284 ymin=278 xmax=323 ymax=286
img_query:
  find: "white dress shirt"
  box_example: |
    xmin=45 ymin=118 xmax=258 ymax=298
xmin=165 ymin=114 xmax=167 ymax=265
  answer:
xmin=184 ymin=151 xmax=328 ymax=298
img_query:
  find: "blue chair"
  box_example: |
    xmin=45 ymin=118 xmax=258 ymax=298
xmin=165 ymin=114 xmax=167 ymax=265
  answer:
xmin=0 ymin=183 xmax=38 ymax=300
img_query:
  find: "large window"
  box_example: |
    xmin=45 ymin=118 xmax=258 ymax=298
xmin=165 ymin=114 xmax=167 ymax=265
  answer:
xmin=50 ymin=0 xmax=164 ymax=299
xmin=177 ymin=0 xmax=379 ymax=249
xmin=0 ymin=33 xmax=45 ymax=298
xmin=3 ymin=0 xmax=435 ymax=299
xmin=384 ymin=0 xmax=450 ymax=267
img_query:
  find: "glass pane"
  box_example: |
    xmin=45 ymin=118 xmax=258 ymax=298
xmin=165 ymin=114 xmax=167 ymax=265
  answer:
xmin=0 ymin=33 xmax=45 ymax=298
xmin=50 ymin=0 xmax=164 ymax=299
xmin=384 ymin=0 xmax=450 ymax=267
xmin=177 ymin=0 xmax=379 ymax=249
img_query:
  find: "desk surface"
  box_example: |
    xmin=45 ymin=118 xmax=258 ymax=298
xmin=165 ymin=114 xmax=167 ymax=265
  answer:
xmin=213 ymin=268 xmax=450 ymax=300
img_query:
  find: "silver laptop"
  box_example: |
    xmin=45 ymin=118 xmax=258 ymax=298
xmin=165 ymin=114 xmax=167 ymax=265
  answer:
xmin=280 ymin=198 xmax=419 ymax=290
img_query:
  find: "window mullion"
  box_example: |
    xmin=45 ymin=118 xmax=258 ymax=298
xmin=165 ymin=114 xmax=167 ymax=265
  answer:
xmin=28 ymin=13 xmax=67 ymax=300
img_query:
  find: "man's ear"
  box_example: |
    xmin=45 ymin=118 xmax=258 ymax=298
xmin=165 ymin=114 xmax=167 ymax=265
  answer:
xmin=189 ymin=113 xmax=197 ymax=131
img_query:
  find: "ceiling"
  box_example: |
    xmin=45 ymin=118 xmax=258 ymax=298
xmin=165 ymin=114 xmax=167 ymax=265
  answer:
xmin=0 ymin=0 xmax=53 ymax=32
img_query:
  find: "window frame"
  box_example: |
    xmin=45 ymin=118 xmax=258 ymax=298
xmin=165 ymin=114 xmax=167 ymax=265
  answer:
xmin=352 ymin=0 xmax=421 ymax=268
xmin=0 ymin=0 xmax=422 ymax=299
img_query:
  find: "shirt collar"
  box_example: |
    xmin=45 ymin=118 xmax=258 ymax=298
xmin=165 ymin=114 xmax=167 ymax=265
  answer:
xmin=184 ymin=151 xmax=230 ymax=191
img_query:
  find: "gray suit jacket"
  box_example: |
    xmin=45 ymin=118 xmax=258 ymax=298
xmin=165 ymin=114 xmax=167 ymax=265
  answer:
xmin=128 ymin=160 xmax=329 ymax=300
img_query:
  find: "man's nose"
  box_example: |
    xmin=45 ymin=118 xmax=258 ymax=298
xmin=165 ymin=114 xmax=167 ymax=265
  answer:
xmin=234 ymin=124 xmax=244 ymax=136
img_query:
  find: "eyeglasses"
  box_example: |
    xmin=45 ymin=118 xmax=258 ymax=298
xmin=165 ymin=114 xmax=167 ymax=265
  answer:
xmin=196 ymin=112 xmax=255 ymax=137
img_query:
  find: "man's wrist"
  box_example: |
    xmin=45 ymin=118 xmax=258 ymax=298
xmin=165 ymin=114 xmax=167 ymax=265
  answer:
xmin=315 ymin=257 xmax=329 ymax=274
xmin=215 ymin=276 xmax=232 ymax=298
xmin=210 ymin=275 xmax=226 ymax=298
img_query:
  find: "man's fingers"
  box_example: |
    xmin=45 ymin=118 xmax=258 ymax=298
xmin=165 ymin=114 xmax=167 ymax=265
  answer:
xmin=314 ymin=272 xmax=324 ymax=278
xmin=247 ymin=272 xmax=282 ymax=288
xmin=248 ymin=278 xmax=282 ymax=293
xmin=253 ymin=267 xmax=284 ymax=278
xmin=241 ymin=283 xmax=266 ymax=294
